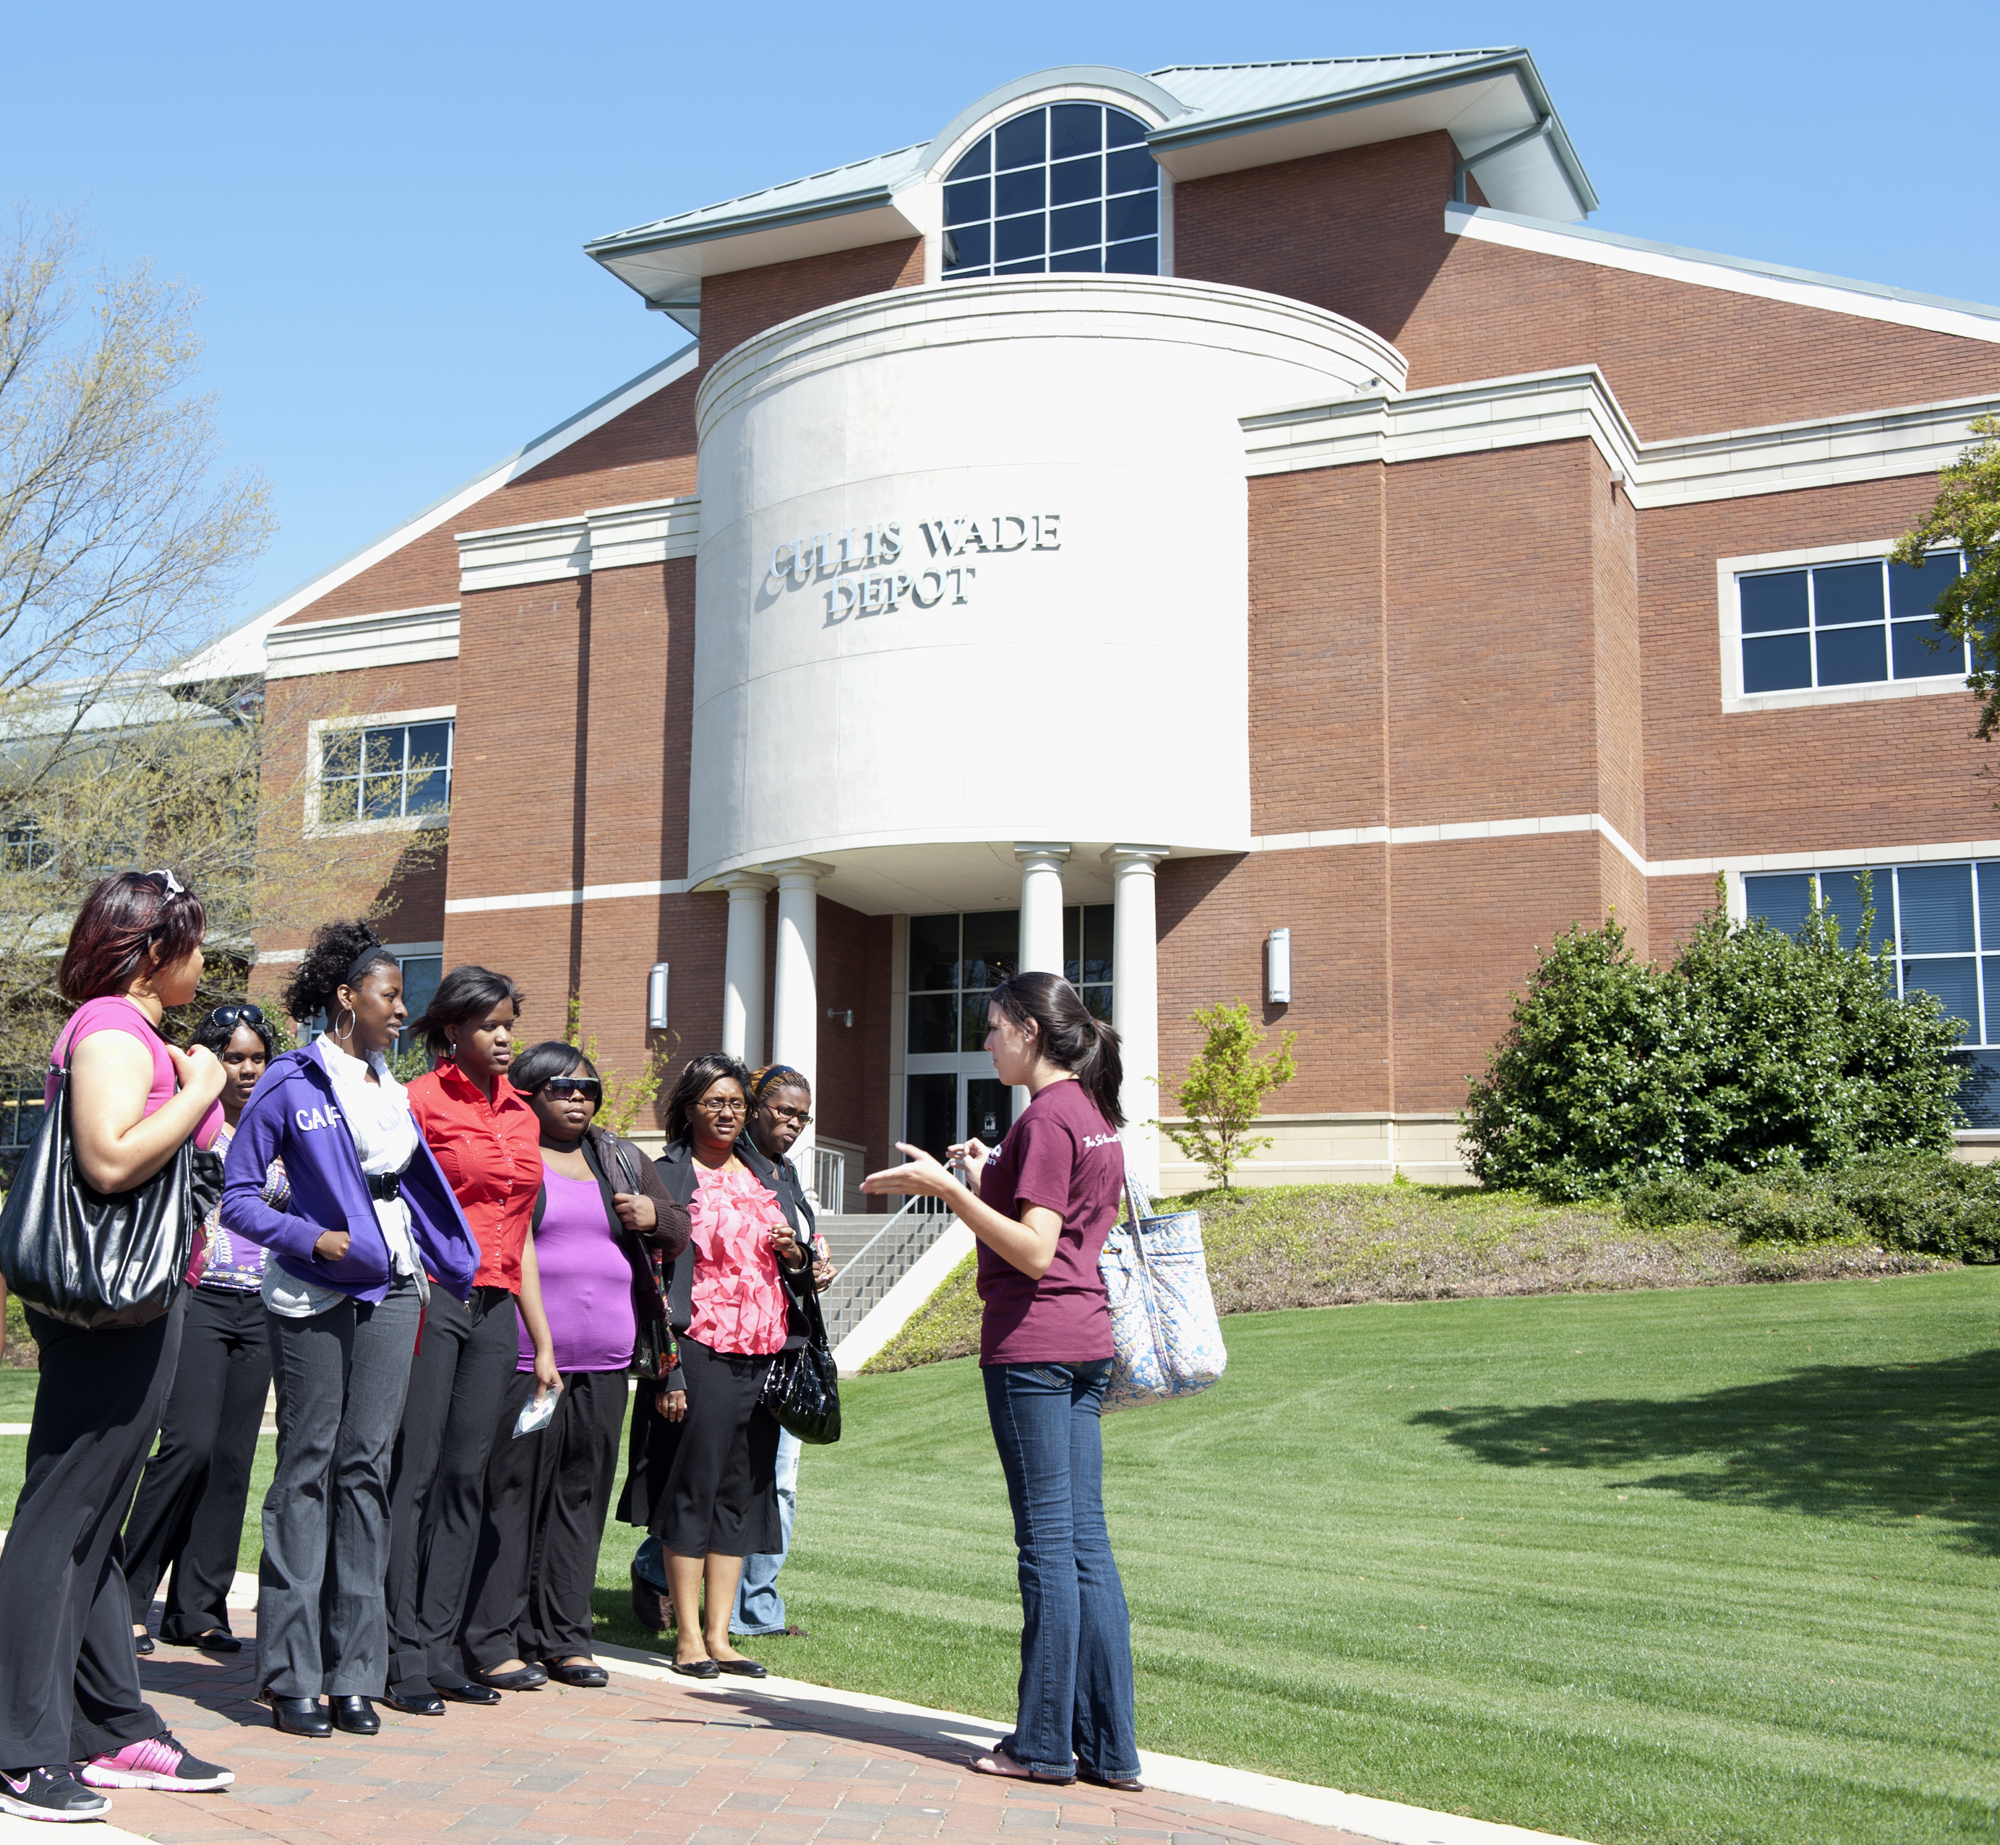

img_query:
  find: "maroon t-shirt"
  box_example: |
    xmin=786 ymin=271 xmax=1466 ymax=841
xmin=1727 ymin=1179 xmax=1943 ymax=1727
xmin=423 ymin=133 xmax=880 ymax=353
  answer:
xmin=975 ymin=1078 xmax=1124 ymax=1366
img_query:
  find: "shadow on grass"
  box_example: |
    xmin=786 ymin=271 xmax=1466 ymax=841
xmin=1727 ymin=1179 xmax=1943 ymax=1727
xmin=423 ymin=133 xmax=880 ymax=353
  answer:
xmin=1412 ymin=1349 xmax=2000 ymax=1552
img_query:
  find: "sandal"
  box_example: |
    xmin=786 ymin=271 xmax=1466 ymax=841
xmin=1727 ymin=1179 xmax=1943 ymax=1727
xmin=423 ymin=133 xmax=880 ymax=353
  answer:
xmin=970 ymin=1749 xmax=1075 ymax=1787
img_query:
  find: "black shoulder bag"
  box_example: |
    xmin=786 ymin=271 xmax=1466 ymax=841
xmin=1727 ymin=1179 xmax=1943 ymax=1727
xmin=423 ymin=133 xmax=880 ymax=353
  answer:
xmin=760 ymin=1257 xmax=841 ymax=1445
xmin=0 ymin=1060 xmax=205 ymax=1331
xmin=600 ymin=1135 xmax=680 ymax=1384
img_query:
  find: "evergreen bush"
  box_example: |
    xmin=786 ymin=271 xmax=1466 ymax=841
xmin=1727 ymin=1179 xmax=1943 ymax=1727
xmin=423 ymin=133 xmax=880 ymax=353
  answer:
xmin=1463 ymin=894 xmax=1965 ymax=1200
xmin=1623 ymin=1152 xmax=2000 ymax=1261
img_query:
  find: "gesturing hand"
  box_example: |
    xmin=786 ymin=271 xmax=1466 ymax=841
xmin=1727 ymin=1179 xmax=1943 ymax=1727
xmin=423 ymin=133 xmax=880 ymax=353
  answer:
xmin=859 ymin=1143 xmax=957 ymax=1200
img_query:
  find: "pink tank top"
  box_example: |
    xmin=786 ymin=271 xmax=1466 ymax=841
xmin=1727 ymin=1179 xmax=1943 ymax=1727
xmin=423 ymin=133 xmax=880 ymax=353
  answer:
xmin=49 ymin=995 xmax=223 ymax=1149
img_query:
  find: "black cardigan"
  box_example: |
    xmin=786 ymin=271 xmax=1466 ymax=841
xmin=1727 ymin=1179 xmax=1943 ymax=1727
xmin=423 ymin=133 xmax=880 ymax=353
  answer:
xmin=650 ymin=1136 xmax=820 ymax=1384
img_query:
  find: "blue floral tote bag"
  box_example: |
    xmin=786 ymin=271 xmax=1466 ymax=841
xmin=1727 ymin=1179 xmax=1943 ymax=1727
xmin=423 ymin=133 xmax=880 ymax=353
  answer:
xmin=1099 ymin=1173 xmax=1227 ymax=1412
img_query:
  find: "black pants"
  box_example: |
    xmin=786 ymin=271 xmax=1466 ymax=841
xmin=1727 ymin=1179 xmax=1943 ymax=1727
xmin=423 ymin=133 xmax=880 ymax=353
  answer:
xmin=462 ymin=1369 xmax=629 ymax=1668
xmin=384 ymin=1285 xmax=519 ymax=1694
xmin=0 ymin=1304 xmax=179 ymax=1771
xmin=122 ymin=1287 xmax=271 ymax=1640
xmin=657 ymin=1338 xmax=781 ymax=1559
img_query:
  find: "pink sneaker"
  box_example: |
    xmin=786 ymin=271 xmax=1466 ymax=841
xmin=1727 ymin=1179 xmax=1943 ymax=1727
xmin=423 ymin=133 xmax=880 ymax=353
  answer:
xmin=81 ymin=1733 xmax=232 ymax=1792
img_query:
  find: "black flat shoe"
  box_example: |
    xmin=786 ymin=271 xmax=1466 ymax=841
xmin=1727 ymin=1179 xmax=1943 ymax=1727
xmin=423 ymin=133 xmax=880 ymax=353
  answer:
xmin=330 ymin=1695 xmax=380 ymax=1735
xmin=193 ymin=1630 xmax=242 ymax=1655
xmin=546 ymin=1661 xmax=608 ymax=1688
xmin=669 ymin=1658 xmax=720 ymax=1679
xmin=260 ymin=1693 xmax=332 ymax=1738
xmin=471 ymin=1664 xmax=547 ymax=1692
xmin=381 ymin=1689 xmax=446 ymax=1716
xmin=134 ymin=1633 xmax=155 ymax=1655
xmin=713 ymin=1658 xmax=767 ymax=1679
xmin=431 ymin=1677 xmax=501 ymax=1706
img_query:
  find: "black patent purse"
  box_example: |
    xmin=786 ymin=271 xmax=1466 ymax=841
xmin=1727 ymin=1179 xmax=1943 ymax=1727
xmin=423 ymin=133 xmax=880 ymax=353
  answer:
xmin=759 ymin=1263 xmax=841 ymax=1445
xmin=0 ymin=1060 xmax=207 ymax=1330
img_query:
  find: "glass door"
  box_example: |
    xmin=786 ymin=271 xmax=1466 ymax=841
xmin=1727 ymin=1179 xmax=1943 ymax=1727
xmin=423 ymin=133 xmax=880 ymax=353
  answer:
xmin=965 ymin=1076 xmax=1013 ymax=1148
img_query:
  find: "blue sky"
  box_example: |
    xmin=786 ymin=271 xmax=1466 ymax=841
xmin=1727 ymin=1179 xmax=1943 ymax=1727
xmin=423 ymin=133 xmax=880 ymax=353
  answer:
xmin=6 ymin=0 xmax=1993 ymax=637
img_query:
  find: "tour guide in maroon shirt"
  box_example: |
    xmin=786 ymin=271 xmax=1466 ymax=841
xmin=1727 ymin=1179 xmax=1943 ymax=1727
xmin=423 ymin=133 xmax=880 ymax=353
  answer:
xmin=862 ymin=970 xmax=1142 ymax=1795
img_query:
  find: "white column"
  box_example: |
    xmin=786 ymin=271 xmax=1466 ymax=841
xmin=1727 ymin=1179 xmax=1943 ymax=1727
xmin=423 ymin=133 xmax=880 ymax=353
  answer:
xmin=1106 ymin=846 xmax=1168 ymax=1191
xmin=767 ymin=859 xmax=832 ymax=1201
xmin=719 ymin=872 xmax=773 ymax=1063
xmin=1014 ymin=843 xmax=1070 ymax=975
xmin=1012 ymin=844 xmax=1070 ymax=1127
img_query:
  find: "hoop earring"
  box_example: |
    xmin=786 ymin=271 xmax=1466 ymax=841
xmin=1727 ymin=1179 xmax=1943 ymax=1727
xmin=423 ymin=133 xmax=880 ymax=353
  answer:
xmin=334 ymin=1007 xmax=356 ymax=1040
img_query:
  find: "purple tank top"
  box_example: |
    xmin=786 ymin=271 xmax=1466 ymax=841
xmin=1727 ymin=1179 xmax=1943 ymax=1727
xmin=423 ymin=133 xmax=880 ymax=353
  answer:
xmin=519 ymin=1169 xmax=637 ymax=1374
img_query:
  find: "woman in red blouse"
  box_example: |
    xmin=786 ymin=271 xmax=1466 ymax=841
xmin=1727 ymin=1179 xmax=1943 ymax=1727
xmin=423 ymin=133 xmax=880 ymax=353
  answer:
xmin=385 ymin=966 xmax=546 ymax=1714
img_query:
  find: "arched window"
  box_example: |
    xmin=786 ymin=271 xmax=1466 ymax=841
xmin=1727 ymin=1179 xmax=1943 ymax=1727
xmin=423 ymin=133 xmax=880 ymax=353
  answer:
xmin=941 ymin=103 xmax=1160 ymax=280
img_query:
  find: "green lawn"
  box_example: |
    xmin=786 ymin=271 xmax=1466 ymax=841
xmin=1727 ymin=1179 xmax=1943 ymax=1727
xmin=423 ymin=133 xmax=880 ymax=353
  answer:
xmin=6 ymin=1272 xmax=1997 ymax=1843
xmin=599 ymin=1268 xmax=2000 ymax=1845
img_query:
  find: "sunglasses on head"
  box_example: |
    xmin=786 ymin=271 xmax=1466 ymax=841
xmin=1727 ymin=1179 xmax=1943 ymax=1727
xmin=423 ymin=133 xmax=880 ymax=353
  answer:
xmin=205 ymin=1004 xmax=265 ymax=1030
xmin=544 ymin=1077 xmax=602 ymax=1103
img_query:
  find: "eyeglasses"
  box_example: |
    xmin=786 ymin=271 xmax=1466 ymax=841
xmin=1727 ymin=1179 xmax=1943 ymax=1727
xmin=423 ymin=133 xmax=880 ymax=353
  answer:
xmin=544 ymin=1078 xmax=602 ymax=1103
xmin=764 ymin=1106 xmax=812 ymax=1127
xmin=695 ymin=1096 xmax=747 ymax=1116
xmin=205 ymin=1004 xmax=264 ymax=1030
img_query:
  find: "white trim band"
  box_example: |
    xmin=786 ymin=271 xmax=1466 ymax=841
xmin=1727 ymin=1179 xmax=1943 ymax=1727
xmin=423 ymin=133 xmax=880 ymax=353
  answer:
xmin=1244 ymin=366 xmax=2000 ymax=509
xmin=265 ymin=604 xmax=460 ymax=680
xmin=443 ymin=876 xmax=692 ymax=915
xmin=1255 ymin=814 xmax=2000 ymax=882
xmin=1253 ymin=811 xmax=1648 ymax=877
xmin=458 ymin=495 xmax=701 ymax=595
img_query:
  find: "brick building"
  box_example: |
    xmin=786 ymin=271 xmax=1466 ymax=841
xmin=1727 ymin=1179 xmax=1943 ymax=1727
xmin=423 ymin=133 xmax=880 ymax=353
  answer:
xmin=205 ymin=49 xmax=2000 ymax=1196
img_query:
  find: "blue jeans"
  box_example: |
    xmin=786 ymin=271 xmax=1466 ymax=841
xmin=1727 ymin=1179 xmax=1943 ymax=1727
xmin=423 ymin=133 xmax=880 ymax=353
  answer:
xmin=731 ymin=1430 xmax=800 ymax=1635
xmin=982 ymin=1358 xmax=1139 ymax=1782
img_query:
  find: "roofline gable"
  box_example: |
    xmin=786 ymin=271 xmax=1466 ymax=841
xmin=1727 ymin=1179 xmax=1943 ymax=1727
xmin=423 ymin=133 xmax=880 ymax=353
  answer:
xmin=170 ymin=342 xmax=698 ymax=683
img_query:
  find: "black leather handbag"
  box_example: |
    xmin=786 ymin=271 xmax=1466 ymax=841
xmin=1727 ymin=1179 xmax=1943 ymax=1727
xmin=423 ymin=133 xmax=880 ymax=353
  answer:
xmin=760 ymin=1268 xmax=841 ymax=1445
xmin=0 ymin=1061 xmax=203 ymax=1331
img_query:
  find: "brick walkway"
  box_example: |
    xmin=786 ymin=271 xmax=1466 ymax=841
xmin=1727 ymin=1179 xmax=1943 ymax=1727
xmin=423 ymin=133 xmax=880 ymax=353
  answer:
xmin=89 ymin=1634 xmax=1396 ymax=1845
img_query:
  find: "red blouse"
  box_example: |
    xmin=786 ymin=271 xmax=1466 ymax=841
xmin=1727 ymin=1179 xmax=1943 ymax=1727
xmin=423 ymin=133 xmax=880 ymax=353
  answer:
xmin=406 ymin=1062 xmax=542 ymax=1292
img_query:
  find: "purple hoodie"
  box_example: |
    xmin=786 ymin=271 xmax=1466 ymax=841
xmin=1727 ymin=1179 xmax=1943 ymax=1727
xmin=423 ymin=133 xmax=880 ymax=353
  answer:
xmin=220 ymin=1043 xmax=479 ymax=1303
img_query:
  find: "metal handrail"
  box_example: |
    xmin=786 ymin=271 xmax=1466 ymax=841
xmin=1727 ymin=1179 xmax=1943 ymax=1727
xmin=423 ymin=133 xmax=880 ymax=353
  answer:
xmin=820 ymin=1194 xmax=954 ymax=1341
xmin=812 ymin=1145 xmax=847 ymax=1212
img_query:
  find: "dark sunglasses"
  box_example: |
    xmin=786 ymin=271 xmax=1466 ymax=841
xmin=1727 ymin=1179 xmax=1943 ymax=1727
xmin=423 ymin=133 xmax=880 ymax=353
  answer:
xmin=544 ymin=1077 xmax=602 ymax=1103
xmin=205 ymin=1004 xmax=265 ymax=1030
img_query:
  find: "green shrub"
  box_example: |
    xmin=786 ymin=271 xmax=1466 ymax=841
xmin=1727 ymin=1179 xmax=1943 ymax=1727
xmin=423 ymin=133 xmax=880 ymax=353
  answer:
xmin=2 ymin=1286 xmax=35 ymax=1367
xmin=1464 ymin=895 xmax=1965 ymax=1199
xmin=1622 ymin=1152 xmax=2000 ymax=1262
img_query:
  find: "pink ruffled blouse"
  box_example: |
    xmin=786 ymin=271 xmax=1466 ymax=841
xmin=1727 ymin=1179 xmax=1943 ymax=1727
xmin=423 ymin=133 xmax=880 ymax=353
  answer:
xmin=685 ymin=1163 xmax=792 ymax=1356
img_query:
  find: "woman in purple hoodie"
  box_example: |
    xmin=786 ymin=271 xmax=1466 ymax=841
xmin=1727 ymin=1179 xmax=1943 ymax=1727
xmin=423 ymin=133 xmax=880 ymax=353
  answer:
xmin=219 ymin=923 xmax=479 ymax=1740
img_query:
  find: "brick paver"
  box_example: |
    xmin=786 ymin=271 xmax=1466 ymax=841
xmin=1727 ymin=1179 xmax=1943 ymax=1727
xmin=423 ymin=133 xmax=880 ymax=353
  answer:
xmin=101 ymin=1629 xmax=1386 ymax=1845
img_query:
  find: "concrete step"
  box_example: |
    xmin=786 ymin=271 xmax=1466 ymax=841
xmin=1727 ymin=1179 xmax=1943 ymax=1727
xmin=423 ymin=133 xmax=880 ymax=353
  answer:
xmin=817 ymin=1213 xmax=894 ymax=1272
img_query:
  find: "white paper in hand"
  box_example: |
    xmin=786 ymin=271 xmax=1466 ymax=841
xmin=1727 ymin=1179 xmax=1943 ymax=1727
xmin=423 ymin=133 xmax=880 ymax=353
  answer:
xmin=512 ymin=1388 xmax=557 ymax=1439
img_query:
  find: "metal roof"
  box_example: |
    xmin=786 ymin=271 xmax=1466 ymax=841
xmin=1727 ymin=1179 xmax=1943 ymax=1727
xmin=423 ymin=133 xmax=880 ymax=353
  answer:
xmin=1147 ymin=50 xmax=1522 ymax=117
xmin=585 ymin=48 xmax=1597 ymax=318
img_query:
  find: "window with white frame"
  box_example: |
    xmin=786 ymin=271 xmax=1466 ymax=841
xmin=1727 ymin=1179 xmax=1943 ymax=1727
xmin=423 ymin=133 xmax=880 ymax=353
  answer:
xmin=1737 ymin=551 xmax=1967 ymax=695
xmin=941 ymin=103 xmax=1160 ymax=280
xmin=316 ymin=718 xmax=453 ymax=826
xmin=1744 ymin=860 xmax=2000 ymax=1125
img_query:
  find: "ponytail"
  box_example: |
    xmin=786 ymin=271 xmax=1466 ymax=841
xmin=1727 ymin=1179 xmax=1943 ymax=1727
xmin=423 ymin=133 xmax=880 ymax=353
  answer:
xmin=986 ymin=971 xmax=1125 ymax=1129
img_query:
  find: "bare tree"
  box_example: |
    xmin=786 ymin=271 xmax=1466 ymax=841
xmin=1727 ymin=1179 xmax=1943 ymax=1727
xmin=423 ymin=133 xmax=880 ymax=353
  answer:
xmin=0 ymin=214 xmax=446 ymax=1075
